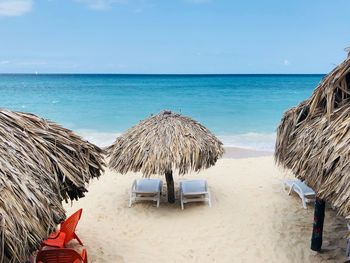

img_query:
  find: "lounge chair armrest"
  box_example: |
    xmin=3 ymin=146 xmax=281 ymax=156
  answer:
xmin=45 ymin=231 xmax=65 ymax=242
xmin=42 ymin=232 xmax=66 ymax=249
xmin=183 ymin=191 xmax=208 ymax=195
xmin=291 ymin=182 xmax=315 ymax=195
xmin=133 ymin=191 xmax=159 ymax=194
xmin=47 ymin=230 xmax=61 ymax=239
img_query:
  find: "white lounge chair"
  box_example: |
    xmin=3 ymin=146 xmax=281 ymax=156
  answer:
xmin=283 ymin=179 xmax=316 ymax=209
xmin=129 ymin=178 xmax=163 ymax=208
xmin=180 ymin=180 xmax=211 ymax=210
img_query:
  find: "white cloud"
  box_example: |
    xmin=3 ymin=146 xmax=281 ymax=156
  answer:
xmin=283 ymin=59 xmax=290 ymax=66
xmin=75 ymin=0 xmax=127 ymax=10
xmin=0 ymin=0 xmax=32 ymax=16
xmin=0 ymin=59 xmax=47 ymax=66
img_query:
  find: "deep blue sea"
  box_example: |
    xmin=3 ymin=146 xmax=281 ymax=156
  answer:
xmin=0 ymin=74 xmax=323 ymax=151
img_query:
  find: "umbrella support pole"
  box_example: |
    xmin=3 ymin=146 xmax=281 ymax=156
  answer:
xmin=311 ymin=197 xmax=325 ymax=251
xmin=165 ymin=171 xmax=175 ymax=203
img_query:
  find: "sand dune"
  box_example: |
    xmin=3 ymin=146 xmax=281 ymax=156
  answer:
xmin=64 ymin=156 xmax=347 ymax=263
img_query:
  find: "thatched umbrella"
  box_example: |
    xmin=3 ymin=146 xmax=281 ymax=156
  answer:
xmin=0 ymin=109 xmax=104 ymax=263
xmin=275 ymin=54 xmax=350 ymax=251
xmin=107 ymin=110 xmax=224 ymax=203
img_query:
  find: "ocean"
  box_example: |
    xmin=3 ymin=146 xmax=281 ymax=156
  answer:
xmin=0 ymin=74 xmax=323 ymax=151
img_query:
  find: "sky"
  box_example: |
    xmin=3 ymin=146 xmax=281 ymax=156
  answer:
xmin=0 ymin=0 xmax=349 ymax=74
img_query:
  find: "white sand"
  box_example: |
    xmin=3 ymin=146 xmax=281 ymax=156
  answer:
xmin=64 ymin=156 xmax=348 ymax=263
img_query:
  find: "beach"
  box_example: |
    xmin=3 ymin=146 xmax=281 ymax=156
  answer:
xmin=64 ymin=149 xmax=347 ymax=263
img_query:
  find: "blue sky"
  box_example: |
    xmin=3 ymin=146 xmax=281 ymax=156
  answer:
xmin=0 ymin=0 xmax=349 ymax=73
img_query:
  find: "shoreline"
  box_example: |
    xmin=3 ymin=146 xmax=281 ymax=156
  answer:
xmin=223 ymin=146 xmax=273 ymax=159
xmin=77 ymin=130 xmax=276 ymax=153
xmin=80 ymin=130 xmax=275 ymax=159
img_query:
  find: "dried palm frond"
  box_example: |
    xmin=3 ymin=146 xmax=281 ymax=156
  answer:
xmin=275 ymin=55 xmax=350 ymax=217
xmin=0 ymin=109 xmax=104 ymax=263
xmin=107 ymin=110 xmax=224 ymax=176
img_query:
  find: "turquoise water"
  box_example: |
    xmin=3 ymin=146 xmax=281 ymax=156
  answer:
xmin=0 ymin=74 xmax=322 ymax=150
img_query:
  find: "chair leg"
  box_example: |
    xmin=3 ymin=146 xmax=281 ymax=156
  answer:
xmin=129 ymin=193 xmax=133 ymax=208
xmin=302 ymin=196 xmax=307 ymax=209
xmin=181 ymin=194 xmax=184 ymax=210
xmin=157 ymin=192 xmax=160 ymax=208
xmin=207 ymin=192 xmax=212 ymax=208
xmin=74 ymin=232 xmax=84 ymax=246
xmin=81 ymin=249 xmax=88 ymax=263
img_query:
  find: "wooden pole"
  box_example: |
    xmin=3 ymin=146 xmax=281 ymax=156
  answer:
xmin=310 ymin=197 xmax=325 ymax=251
xmin=165 ymin=170 xmax=175 ymax=203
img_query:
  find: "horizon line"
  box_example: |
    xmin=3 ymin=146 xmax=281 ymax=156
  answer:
xmin=0 ymin=73 xmax=326 ymax=76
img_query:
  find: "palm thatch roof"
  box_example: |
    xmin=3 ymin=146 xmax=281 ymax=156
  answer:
xmin=275 ymin=55 xmax=350 ymax=217
xmin=107 ymin=110 xmax=224 ymax=176
xmin=0 ymin=109 xmax=104 ymax=263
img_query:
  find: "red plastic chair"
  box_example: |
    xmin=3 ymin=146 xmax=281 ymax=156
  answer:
xmin=36 ymin=248 xmax=88 ymax=263
xmin=43 ymin=209 xmax=83 ymax=248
